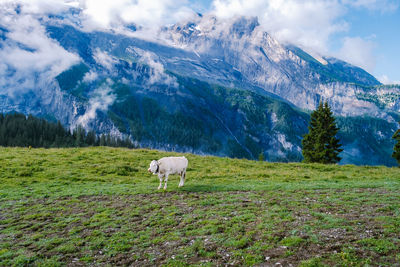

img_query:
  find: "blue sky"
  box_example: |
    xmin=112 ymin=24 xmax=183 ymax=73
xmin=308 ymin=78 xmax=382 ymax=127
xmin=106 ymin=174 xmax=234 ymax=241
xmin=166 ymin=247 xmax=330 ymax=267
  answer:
xmin=190 ymin=0 xmax=400 ymax=84
xmin=333 ymin=6 xmax=400 ymax=84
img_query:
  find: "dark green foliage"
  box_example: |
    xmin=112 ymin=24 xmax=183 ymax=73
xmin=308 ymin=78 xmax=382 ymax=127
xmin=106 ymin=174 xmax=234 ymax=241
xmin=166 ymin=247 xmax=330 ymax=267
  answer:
xmin=140 ymin=97 xmax=205 ymax=149
xmin=0 ymin=113 xmax=135 ymax=149
xmin=336 ymin=116 xmax=397 ymax=166
xmin=0 ymin=113 xmax=74 ymax=148
xmin=392 ymin=122 xmax=400 ymax=166
xmin=56 ymin=63 xmax=89 ymax=92
xmin=302 ymin=102 xmax=343 ymax=164
xmin=72 ymin=125 xmax=86 ymax=147
xmin=99 ymin=134 xmax=106 ymax=146
xmin=85 ymin=130 xmax=97 ymax=146
xmin=258 ymin=152 xmax=264 ymax=161
xmin=227 ymin=139 xmax=250 ymax=159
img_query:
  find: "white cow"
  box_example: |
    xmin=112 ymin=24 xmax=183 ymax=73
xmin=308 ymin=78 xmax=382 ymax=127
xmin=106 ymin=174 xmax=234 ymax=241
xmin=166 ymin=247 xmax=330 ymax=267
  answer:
xmin=148 ymin=156 xmax=188 ymax=190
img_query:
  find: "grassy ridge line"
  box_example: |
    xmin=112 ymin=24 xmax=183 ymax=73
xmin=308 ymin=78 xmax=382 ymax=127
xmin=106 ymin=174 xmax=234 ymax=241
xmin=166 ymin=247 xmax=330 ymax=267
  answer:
xmin=1 ymin=147 xmax=400 ymax=266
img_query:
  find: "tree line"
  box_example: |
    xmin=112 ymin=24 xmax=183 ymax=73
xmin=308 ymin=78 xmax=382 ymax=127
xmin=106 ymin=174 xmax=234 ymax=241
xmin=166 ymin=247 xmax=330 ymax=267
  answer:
xmin=0 ymin=113 xmax=135 ymax=148
xmin=2 ymin=109 xmax=400 ymax=166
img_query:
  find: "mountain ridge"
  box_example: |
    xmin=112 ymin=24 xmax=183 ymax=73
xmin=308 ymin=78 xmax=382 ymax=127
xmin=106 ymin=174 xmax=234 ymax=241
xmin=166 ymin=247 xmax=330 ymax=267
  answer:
xmin=0 ymin=8 xmax=398 ymax=165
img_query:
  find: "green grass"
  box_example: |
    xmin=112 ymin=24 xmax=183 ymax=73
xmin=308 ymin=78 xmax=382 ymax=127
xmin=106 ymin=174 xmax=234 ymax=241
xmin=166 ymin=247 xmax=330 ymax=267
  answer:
xmin=1 ymin=147 xmax=400 ymax=266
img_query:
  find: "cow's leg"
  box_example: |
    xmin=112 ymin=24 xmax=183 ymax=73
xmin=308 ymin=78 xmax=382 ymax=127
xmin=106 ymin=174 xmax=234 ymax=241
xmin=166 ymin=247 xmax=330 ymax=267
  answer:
xmin=179 ymin=172 xmax=183 ymax=187
xmin=158 ymin=174 xmax=164 ymax=190
xmin=163 ymin=174 xmax=169 ymax=190
xmin=179 ymin=170 xmax=185 ymax=187
xmin=182 ymin=170 xmax=186 ymax=186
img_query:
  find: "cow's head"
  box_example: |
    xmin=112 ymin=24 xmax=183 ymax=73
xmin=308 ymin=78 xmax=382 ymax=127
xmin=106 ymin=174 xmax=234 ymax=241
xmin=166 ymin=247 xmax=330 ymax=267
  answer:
xmin=148 ymin=160 xmax=158 ymax=174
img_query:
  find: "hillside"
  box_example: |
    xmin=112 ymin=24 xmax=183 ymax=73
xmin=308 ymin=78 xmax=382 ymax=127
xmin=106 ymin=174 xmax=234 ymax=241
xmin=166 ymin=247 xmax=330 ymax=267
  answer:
xmin=1 ymin=147 xmax=400 ymax=266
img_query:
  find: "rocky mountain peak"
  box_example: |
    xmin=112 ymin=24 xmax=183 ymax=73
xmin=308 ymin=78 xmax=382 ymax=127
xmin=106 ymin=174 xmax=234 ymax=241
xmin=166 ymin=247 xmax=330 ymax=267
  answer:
xmin=229 ymin=16 xmax=259 ymax=38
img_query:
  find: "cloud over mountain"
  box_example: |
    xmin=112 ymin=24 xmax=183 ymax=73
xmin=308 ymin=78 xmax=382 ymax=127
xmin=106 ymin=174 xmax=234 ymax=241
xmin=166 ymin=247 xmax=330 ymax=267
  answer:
xmin=1 ymin=0 xmax=398 ymax=78
xmin=0 ymin=3 xmax=80 ymax=97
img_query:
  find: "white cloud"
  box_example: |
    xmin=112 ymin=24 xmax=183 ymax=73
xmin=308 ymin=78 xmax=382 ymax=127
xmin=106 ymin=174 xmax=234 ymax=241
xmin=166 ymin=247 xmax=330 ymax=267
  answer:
xmin=336 ymin=36 xmax=376 ymax=72
xmin=378 ymin=75 xmax=400 ymax=85
xmin=79 ymin=0 xmax=195 ymax=31
xmin=1 ymin=0 xmax=72 ymax=14
xmin=93 ymin=49 xmax=116 ymax=71
xmin=75 ymin=79 xmax=116 ymax=128
xmin=211 ymin=0 xmax=348 ymax=55
xmin=0 ymin=4 xmax=80 ymax=97
xmin=342 ymin=0 xmax=399 ymax=13
xmin=2 ymin=0 xmax=196 ymax=31
xmin=82 ymin=70 xmax=98 ymax=83
xmin=136 ymin=49 xmax=178 ymax=87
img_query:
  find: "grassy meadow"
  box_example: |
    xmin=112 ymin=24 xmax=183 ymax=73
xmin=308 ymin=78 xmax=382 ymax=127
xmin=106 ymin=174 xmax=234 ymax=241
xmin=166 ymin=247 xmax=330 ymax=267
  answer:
xmin=0 ymin=147 xmax=400 ymax=266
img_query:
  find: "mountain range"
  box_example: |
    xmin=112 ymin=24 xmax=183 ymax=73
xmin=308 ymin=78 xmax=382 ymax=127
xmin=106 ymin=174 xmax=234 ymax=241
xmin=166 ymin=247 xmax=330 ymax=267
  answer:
xmin=1 ymin=6 xmax=399 ymax=165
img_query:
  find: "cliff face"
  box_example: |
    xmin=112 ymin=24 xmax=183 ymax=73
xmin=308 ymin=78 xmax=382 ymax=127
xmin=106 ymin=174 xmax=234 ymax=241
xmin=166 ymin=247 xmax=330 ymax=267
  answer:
xmin=0 ymin=9 xmax=398 ymax=165
xmin=160 ymin=15 xmax=393 ymax=117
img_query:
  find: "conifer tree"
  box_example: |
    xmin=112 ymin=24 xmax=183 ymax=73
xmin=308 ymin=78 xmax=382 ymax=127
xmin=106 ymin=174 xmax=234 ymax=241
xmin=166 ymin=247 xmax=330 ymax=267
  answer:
xmin=392 ymin=122 xmax=400 ymax=166
xmin=258 ymin=152 xmax=264 ymax=161
xmin=85 ymin=130 xmax=97 ymax=146
xmin=99 ymin=134 xmax=106 ymax=146
xmin=73 ymin=125 xmax=86 ymax=147
xmin=302 ymin=101 xmax=343 ymax=164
